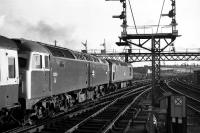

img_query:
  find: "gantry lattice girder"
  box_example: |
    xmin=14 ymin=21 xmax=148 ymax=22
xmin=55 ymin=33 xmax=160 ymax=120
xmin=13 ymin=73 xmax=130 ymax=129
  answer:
xmin=93 ymin=52 xmax=200 ymax=63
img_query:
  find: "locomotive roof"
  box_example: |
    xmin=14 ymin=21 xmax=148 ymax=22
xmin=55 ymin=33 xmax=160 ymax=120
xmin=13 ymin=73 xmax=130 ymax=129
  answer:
xmin=0 ymin=36 xmax=17 ymax=50
xmin=11 ymin=38 xmax=106 ymax=63
xmin=12 ymin=39 xmax=49 ymax=53
xmin=40 ymin=43 xmax=76 ymax=59
xmin=39 ymin=42 xmax=107 ymax=63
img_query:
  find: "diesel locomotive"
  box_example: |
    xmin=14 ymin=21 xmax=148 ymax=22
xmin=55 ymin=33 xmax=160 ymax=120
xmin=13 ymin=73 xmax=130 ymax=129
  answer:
xmin=0 ymin=35 xmax=133 ymax=123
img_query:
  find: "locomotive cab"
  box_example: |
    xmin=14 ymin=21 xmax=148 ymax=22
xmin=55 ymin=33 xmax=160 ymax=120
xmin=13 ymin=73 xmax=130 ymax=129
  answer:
xmin=18 ymin=52 xmax=50 ymax=97
xmin=14 ymin=39 xmax=51 ymax=109
xmin=28 ymin=52 xmax=50 ymax=100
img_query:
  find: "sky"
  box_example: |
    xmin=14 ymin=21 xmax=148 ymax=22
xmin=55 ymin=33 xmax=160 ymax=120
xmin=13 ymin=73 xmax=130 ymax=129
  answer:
xmin=0 ymin=0 xmax=200 ymax=52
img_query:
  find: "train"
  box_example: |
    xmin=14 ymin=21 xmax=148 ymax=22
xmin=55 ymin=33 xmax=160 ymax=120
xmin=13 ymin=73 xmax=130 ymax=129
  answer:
xmin=0 ymin=35 xmax=133 ymax=124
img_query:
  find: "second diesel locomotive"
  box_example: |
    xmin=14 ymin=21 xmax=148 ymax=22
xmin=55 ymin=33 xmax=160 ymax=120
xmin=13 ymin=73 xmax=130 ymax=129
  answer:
xmin=0 ymin=35 xmax=133 ymax=122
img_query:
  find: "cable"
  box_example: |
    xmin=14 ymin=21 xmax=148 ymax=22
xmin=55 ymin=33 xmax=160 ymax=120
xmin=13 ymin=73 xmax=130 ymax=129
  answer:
xmin=156 ymin=0 xmax=166 ymax=34
xmin=127 ymin=0 xmax=138 ymax=34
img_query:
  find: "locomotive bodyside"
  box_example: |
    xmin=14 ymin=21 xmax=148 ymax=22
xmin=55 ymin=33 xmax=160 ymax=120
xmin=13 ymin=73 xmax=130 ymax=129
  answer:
xmin=45 ymin=46 xmax=110 ymax=101
xmin=89 ymin=60 xmax=109 ymax=88
xmin=50 ymin=57 xmax=89 ymax=95
xmin=43 ymin=46 xmax=89 ymax=98
xmin=0 ymin=36 xmax=19 ymax=109
xmin=107 ymin=59 xmax=133 ymax=88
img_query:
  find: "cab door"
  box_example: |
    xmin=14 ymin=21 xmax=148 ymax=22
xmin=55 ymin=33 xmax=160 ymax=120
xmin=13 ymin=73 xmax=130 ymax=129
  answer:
xmin=30 ymin=53 xmax=50 ymax=99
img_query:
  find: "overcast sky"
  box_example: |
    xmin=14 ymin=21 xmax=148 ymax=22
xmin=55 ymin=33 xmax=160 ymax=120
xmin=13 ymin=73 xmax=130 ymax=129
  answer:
xmin=0 ymin=0 xmax=199 ymax=52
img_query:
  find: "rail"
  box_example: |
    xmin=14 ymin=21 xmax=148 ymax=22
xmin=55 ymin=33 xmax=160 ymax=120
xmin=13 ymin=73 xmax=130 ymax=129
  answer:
xmin=4 ymin=83 xmax=150 ymax=133
xmin=66 ymin=85 xmax=150 ymax=133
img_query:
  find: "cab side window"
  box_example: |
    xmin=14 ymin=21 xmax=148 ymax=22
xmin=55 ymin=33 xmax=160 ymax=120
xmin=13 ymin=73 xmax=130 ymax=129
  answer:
xmin=8 ymin=57 xmax=15 ymax=78
xmin=32 ymin=54 xmax=42 ymax=69
xmin=45 ymin=55 xmax=49 ymax=69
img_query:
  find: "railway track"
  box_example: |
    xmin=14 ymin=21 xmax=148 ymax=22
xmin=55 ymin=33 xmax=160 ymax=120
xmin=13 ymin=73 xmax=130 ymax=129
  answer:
xmin=64 ymin=87 xmax=150 ymax=133
xmin=164 ymin=79 xmax=200 ymax=132
xmin=4 ymin=82 xmax=150 ymax=133
xmin=165 ymin=79 xmax=200 ymax=112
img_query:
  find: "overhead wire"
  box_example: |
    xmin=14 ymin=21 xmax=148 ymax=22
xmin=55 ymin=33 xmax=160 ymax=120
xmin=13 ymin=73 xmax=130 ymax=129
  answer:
xmin=156 ymin=0 xmax=166 ymax=34
xmin=127 ymin=0 xmax=138 ymax=34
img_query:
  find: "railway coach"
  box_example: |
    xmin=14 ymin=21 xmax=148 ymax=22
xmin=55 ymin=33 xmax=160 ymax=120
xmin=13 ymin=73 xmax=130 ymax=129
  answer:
xmin=0 ymin=36 xmax=19 ymax=112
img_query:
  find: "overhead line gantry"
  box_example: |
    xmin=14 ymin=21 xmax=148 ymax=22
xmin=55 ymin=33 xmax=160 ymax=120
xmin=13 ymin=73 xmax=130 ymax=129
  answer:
xmin=94 ymin=52 xmax=200 ymax=63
